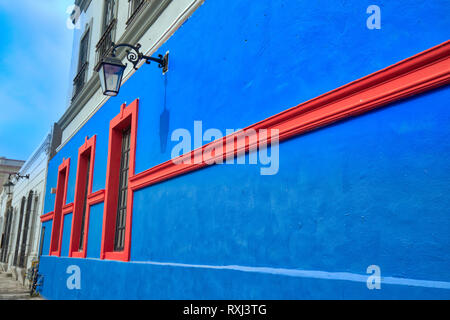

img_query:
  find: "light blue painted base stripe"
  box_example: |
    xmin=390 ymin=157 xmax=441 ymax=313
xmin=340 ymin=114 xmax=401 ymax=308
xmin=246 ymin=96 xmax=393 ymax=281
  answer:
xmin=42 ymin=255 xmax=450 ymax=290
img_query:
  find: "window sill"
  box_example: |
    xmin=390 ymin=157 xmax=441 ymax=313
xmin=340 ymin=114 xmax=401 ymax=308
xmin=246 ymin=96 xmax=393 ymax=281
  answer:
xmin=102 ymin=251 xmax=128 ymax=262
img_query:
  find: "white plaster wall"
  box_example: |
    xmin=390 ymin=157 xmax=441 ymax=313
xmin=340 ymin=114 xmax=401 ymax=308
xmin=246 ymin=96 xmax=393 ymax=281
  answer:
xmin=6 ymin=146 xmax=49 ymax=274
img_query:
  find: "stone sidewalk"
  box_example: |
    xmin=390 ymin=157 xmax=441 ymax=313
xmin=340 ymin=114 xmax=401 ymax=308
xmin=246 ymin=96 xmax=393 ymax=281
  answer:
xmin=0 ymin=271 xmax=44 ymax=300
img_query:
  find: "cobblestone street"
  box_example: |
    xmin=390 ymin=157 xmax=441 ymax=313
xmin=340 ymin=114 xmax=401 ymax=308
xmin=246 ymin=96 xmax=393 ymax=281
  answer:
xmin=0 ymin=272 xmax=43 ymax=300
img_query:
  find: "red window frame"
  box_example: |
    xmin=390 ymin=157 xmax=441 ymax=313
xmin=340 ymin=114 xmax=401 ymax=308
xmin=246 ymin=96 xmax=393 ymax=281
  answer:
xmin=69 ymin=135 xmax=96 ymax=258
xmin=101 ymin=99 xmax=138 ymax=261
xmin=49 ymin=157 xmax=70 ymax=256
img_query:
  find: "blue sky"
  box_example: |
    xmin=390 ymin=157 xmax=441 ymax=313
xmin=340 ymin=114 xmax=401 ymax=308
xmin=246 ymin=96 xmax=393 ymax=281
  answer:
xmin=0 ymin=0 xmax=74 ymax=160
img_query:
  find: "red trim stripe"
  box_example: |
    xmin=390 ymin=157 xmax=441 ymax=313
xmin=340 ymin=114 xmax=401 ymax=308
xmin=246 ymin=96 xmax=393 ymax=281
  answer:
xmin=62 ymin=203 xmax=74 ymax=215
xmin=87 ymin=189 xmax=106 ymax=206
xmin=129 ymin=40 xmax=450 ymax=191
xmin=40 ymin=211 xmax=54 ymax=222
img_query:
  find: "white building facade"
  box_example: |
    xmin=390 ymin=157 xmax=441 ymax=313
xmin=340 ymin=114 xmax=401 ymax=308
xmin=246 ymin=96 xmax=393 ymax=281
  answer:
xmin=0 ymin=124 xmax=61 ymax=285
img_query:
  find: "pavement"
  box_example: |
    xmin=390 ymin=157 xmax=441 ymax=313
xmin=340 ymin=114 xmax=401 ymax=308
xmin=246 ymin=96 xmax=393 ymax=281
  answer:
xmin=0 ymin=271 xmax=44 ymax=300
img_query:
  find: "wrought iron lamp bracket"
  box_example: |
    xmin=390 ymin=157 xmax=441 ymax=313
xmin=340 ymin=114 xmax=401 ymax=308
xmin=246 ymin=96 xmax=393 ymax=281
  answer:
xmin=111 ymin=42 xmax=168 ymax=72
xmin=9 ymin=172 xmax=30 ymax=182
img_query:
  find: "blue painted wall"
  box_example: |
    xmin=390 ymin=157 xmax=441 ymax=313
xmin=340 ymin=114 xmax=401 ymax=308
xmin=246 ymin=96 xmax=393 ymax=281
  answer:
xmin=40 ymin=0 xmax=450 ymax=299
xmin=60 ymin=213 xmax=73 ymax=257
xmin=41 ymin=221 xmax=52 ymax=256
xmin=86 ymin=203 xmax=104 ymax=259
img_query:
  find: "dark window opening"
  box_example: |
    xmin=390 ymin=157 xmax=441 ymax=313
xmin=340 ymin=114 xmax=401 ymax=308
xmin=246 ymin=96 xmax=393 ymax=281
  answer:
xmin=73 ymin=29 xmax=90 ymax=99
xmin=0 ymin=206 xmax=13 ymax=263
xmin=79 ymin=31 xmax=90 ymax=70
xmin=18 ymin=191 xmax=34 ymax=268
xmin=114 ymin=128 xmax=131 ymax=251
xmin=95 ymin=0 xmax=117 ymax=69
xmin=13 ymin=197 xmax=26 ymax=266
xmin=103 ymin=0 xmax=116 ymax=32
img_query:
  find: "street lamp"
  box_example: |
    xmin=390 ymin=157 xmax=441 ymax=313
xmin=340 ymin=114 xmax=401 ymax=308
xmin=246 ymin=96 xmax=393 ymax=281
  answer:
xmin=2 ymin=180 xmax=14 ymax=196
xmin=97 ymin=55 xmax=126 ymax=97
xmin=2 ymin=173 xmax=29 ymax=196
xmin=96 ymin=43 xmax=169 ymax=97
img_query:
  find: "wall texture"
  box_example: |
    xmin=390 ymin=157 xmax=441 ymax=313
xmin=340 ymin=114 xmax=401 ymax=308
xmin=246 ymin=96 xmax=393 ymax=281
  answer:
xmin=39 ymin=0 xmax=450 ymax=299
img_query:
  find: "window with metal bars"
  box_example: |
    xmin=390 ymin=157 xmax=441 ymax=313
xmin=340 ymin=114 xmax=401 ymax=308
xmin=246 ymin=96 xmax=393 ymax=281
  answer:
xmin=13 ymin=197 xmax=26 ymax=266
xmin=101 ymin=99 xmax=138 ymax=261
xmin=102 ymin=0 xmax=116 ymax=33
xmin=78 ymin=30 xmax=90 ymax=71
xmin=0 ymin=206 xmax=13 ymax=263
xmin=114 ymin=128 xmax=131 ymax=251
xmin=73 ymin=29 xmax=90 ymax=99
xmin=18 ymin=190 xmax=34 ymax=268
xmin=96 ymin=0 xmax=116 ymax=68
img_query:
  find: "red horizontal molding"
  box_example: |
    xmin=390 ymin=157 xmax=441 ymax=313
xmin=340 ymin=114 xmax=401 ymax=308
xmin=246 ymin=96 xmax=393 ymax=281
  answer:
xmin=129 ymin=40 xmax=450 ymax=191
xmin=87 ymin=189 xmax=106 ymax=206
xmin=40 ymin=190 xmax=105 ymax=224
xmin=40 ymin=211 xmax=54 ymax=222
xmin=62 ymin=203 xmax=74 ymax=215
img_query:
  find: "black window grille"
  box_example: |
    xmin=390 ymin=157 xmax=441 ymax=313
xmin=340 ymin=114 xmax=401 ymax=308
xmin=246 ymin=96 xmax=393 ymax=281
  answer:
xmin=79 ymin=157 xmax=91 ymax=251
xmin=95 ymin=0 xmax=117 ymax=68
xmin=79 ymin=31 xmax=90 ymax=69
xmin=103 ymin=0 xmax=116 ymax=32
xmin=0 ymin=206 xmax=13 ymax=263
xmin=114 ymin=128 xmax=131 ymax=251
xmin=73 ymin=30 xmax=90 ymax=99
xmin=18 ymin=191 xmax=34 ymax=268
xmin=13 ymin=197 xmax=26 ymax=266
